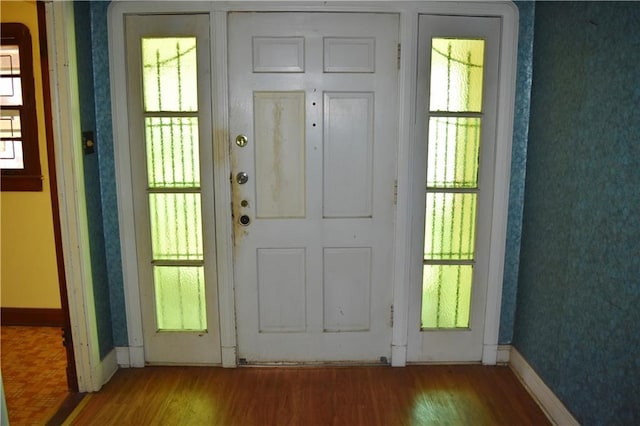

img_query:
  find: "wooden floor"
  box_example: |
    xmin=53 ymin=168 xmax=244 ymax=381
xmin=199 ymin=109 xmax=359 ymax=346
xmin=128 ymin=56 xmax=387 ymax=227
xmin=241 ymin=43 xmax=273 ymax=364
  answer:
xmin=67 ymin=365 xmax=549 ymax=425
xmin=0 ymin=326 xmax=69 ymax=425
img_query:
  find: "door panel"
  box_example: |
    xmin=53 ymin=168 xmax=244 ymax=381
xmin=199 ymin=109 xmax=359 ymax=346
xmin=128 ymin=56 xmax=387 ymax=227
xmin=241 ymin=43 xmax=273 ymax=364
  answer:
xmin=229 ymin=12 xmax=399 ymax=362
xmin=323 ymin=92 xmax=374 ymax=218
xmin=253 ymin=91 xmax=306 ymax=218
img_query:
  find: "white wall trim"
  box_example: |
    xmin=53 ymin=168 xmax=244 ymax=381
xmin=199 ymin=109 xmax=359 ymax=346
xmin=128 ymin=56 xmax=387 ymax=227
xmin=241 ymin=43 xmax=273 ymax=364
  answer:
xmin=108 ymin=1 xmax=519 ymax=368
xmin=108 ymin=2 xmax=146 ymax=358
xmin=45 ymin=0 xmax=103 ymax=392
xmin=390 ymin=9 xmax=418 ymax=369
xmin=115 ymin=345 xmax=145 ymax=368
xmin=481 ymin=1 xmax=519 ymax=365
xmin=510 ymin=348 xmax=579 ymax=426
xmin=96 ymin=349 xmax=119 ymax=386
xmin=115 ymin=347 xmax=130 ymax=367
xmin=211 ymin=10 xmax=238 ymax=368
xmin=496 ymin=344 xmax=511 ymax=364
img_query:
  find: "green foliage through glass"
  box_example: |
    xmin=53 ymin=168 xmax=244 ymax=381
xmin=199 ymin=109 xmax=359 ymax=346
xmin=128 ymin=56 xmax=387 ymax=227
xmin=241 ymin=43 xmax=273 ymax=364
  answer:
xmin=429 ymin=38 xmax=485 ymax=112
xmin=424 ymin=193 xmax=477 ymax=260
xmin=427 ymin=117 xmax=481 ymax=189
xmin=142 ymin=38 xmax=198 ymax=112
xmin=154 ymin=266 xmax=206 ymax=330
xmin=142 ymin=37 xmax=206 ymax=332
xmin=145 ymin=117 xmax=200 ymax=188
xmin=422 ymin=37 xmax=485 ymax=330
xmin=421 ymin=265 xmax=472 ymax=328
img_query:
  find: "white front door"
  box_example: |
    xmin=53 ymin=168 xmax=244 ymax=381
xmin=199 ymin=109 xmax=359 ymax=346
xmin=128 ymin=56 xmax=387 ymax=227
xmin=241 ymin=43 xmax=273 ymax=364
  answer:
xmin=228 ymin=13 xmax=399 ymax=363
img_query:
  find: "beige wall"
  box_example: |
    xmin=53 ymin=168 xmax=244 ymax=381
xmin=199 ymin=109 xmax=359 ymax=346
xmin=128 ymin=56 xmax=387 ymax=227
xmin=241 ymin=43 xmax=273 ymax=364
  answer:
xmin=1 ymin=0 xmax=61 ymax=309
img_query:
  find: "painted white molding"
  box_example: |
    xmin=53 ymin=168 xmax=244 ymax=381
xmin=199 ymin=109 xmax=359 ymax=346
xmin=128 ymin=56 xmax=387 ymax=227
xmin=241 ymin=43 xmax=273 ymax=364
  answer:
xmin=116 ymin=347 xmax=130 ymax=368
xmin=482 ymin=344 xmax=498 ymax=366
xmin=97 ymin=349 xmax=119 ymax=386
xmin=129 ymin=345 xmax=145 ymax=368
xmin=221 ymin=346 xmax=237 ymax=368
xmin=496 ymin=344 xmax=511 ymax=364
xmin=115 ymin=346 xmax=145 ymax=368
xmin=481 ymin=1 xmax=519 ymax=366
xmin=390 ymin=9 xmax=419 ymax=369
xmin=211 ymin=10 xmax=238 ymax=369
xmin=45 ymin=0 xmax=103 ymax=392
xmin=510 ymin=348 xmax=579 ymax=426
xmin=391 ymin=345 xmax=408 ymax=368
xmin=108 ymin=2 xmax=149 ymax=355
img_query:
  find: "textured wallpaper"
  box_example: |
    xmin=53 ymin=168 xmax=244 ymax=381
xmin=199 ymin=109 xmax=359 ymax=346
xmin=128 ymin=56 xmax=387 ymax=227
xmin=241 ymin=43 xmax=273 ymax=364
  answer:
xmin=499 ymin=0 xmax=535 ymax=344
xmin=73 ymin=1 xmax=114 ymax=358
xmin=514 ymin=2 xmax=640 ymax=424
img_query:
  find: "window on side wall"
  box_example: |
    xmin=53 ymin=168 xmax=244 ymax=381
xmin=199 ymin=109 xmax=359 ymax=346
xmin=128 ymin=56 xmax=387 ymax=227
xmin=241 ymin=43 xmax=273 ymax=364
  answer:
xmin=1 ymin=23 xmax=42 ymax=191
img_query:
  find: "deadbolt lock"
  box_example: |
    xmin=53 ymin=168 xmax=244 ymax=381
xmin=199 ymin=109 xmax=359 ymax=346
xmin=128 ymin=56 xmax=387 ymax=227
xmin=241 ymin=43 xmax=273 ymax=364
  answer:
xmin=236 ymin=172 xmax=249 ymax=185
xmin=235 ymin=134 xmax=248 ymax=147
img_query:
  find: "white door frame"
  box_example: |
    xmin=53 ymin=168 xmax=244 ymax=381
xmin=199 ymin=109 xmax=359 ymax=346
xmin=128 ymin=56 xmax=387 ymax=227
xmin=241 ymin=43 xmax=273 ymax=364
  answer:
xmin=101 ymin=0 xmax=518 ymax=369
xmin=45 ymin=1 xmax=117 ymax=391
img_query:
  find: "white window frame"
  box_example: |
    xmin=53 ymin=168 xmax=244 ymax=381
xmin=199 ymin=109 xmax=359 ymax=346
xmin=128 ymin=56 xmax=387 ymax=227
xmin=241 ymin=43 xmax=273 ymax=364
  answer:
xmin=103 ymin=1 xmax=518 ymax=369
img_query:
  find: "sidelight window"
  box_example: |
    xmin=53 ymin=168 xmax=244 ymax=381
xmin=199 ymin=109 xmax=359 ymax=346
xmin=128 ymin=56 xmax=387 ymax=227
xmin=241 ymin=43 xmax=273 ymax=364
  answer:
xmin=141 ymin=38 xmax=206 ymax=331
xmin=422 ymin=38 xmax=485 ymax=329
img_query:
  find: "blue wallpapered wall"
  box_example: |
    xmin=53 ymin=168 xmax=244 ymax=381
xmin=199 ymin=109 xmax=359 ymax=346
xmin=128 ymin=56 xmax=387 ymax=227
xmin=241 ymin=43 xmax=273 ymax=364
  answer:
xmin=73 ymin=1 xmax=114 ymax=358
xmin=514 ymin=2 xmax=640 ymax=424
xmin=499 ymin=0 xmax=535 ymax=344
xmin=89 ymin=0 xmax=129 ymax=347
xmin=81 ymin=2 xmax=533 ymax=351
xmin=76 ymin=0 xmax=128 ymax=347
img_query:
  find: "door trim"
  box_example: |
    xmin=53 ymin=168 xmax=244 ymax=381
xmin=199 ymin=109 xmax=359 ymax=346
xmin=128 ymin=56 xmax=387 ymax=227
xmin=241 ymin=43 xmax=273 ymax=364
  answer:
xmin=44 ymin=1 xmax=116 ymax=391
xmin=107 ymin=1 xmax=518 ymax=368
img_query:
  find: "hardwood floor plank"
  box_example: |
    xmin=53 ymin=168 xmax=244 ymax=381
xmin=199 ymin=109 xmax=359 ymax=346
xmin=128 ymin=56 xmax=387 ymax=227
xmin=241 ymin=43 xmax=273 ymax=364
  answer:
xmin=68 ymin=365 xmax=550 ymax=425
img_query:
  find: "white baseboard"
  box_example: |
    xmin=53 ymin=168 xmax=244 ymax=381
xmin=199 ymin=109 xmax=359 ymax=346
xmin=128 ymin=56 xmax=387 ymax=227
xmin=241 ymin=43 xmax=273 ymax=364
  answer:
xmin=221 ymin=346 xmax=237 ymax=368
xmin=391 ymin=345 xmax=407 ymax=367
xmin=482 ymin=344 xmax=498 ymax=365
xmin=116 ymin=347 xmax=130 ymax=367
xmin=496 ymin=344 xmax=511 ymax=364
xmin=101 ymin=349 xmax=118 ymax=384
xmin=88 ymin=348 xmax=118 ymax=391
xmin=509 ymin=347 xmax=579 ymax=425
xmin=116 ymin=345 xmax=145 ymax=368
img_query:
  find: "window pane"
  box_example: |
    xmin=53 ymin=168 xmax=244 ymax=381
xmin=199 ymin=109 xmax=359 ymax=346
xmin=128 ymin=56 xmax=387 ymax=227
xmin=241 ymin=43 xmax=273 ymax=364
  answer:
xmin=0 ymin=110 xmax=23 ymax=169
xmin=145 ymin=117 xmax=200 ymax=188
xmin=149 ymin=193 xmax=203 ymax=261
xmin=154 ymin=266 xmax=206 ymax=331
xmin=429 ymin=38 xmax=485 ymax=112
xmin=427 ymin=117 xmax=481 ymax=189
xmin=0 ymin=110 xmax=21 ymax=138
xmin=142 ymin=38 xmax=198 ymax=112
xmin=425 ymin=193 xmax=476 ymax=260
xmin=0 ymin=140 xmax=23 ymax=169
xmin=0 ymin=46 xmax=20 ymax=74
xmin=0 ymin=77 xmax=23 ymax=106
xmin=0 ymin=46 xmax=22 ymax=106
xmin=421 ymin=264 xmax=472 ymax=329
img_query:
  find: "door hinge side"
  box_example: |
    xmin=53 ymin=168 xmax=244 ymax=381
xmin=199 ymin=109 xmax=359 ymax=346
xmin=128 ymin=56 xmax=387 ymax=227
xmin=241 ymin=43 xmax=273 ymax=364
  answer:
xmin=397 ymin=43 xmax=401 ymax=69
xmin=390 ymin=304 xmax=394 ymax=327
xmin=393 ymin=179 xmax=398 ymax=205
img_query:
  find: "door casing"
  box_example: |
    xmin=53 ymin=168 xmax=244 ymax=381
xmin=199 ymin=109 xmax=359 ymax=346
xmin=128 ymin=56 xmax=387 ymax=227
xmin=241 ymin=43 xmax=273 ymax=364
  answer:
xmin=105 ymin=1 xmax=519 ymax=368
